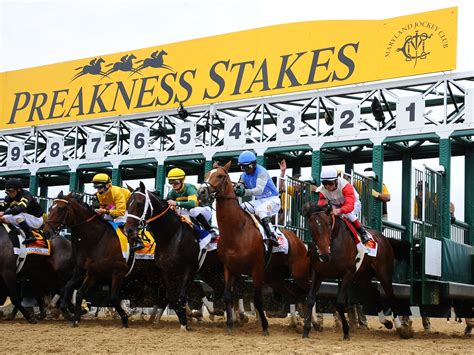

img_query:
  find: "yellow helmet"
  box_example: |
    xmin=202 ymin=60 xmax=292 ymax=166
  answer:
xmin=92 ymin=173 xmax=111 ymax=187
xmin=167 ymin=168 xmax=186 ymax=181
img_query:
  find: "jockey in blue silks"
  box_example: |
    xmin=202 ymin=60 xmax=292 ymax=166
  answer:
xmin=234 ymin=151 xmax=280 ymax=247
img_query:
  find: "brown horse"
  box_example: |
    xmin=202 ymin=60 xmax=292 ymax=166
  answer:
xmin=197 ymin=161 xmax=311 ymax=336
xmin=0 ymin=222 xmax=74 ymax=323
xmin=301 ymin=202 xmax=413 ymax=339
xmin=43 ymin=192 xmax=130 ymax=327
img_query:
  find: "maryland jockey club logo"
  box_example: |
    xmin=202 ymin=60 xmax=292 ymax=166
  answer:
xmin=71 ymin=50 xmax=174 ymax=82
xmin=396 ymin=31 xmax=432 ymax=67
xmin=384 ymin=21 xmax=450 ymax=68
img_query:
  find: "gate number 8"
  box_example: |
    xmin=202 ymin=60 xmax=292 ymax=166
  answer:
xmin=50 ymin=142 xmax=60 ymax=157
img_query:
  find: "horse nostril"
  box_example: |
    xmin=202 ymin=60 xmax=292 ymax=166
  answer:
xmin=319 ymin=254 xmax=330 ymax=263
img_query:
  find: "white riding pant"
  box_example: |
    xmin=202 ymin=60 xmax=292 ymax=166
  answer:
xmin=241 ymin=196 xmax=281 ymax=220
xmin=3 ymin=213 xmax=44 ymax=229
xmin=178 ymin=206 xmax=212 ymax=221
xmin=334 ymin=200 xmax=361 ymax=223
xmin=103 ymin=212 xmax=127 ymax=223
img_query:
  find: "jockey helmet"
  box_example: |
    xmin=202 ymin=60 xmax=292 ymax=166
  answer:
xmin=167 ymin=168 xmax=186 ymax=181
xmin=5 ymin=178 xmax=22 ymax=190
xmin=92 ymin=173 xmax=111 ymax=189
xmin=320 ymin=167 xmax=338 ymax=182
xmin=238 ymin=151 xmax=257 ymax=165
xmin=299 ymin=175 xmax=315 ymax=183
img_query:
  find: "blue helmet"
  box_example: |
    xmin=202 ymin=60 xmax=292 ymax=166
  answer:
xmin=238 ymin=151 xmax=257 ymax=165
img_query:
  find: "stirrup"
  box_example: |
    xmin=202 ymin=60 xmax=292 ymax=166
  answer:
xmin=131 ymin=242 xmax=145 ymax=252
xmin=265 ymin=237 xmax=279 ymax=247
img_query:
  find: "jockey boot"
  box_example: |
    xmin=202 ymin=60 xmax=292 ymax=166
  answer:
xmin=261 ymin=217 xmax=279 ymax=248
xmin=356 ymin=226 xmax=371 ymax=245
xmin=19 ymin=220 xmax=36 ymax=245
xmin=130 ymin=236 xmax=145 ymax=252
xmin=195 ymin=214 xmax=217 ymax=236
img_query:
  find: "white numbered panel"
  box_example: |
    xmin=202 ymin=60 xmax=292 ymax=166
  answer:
xmin=396 ymin=95 xmax=425 ymax=130
xmin=86 ymin=133 xmax=105 ymax=159
xmin=130 ymin=128 xmax=149 ymax=155
xmin=46 ymin=137 xmax=64 ymax=163
xmin=224 ymin=116 xmax=246 ymax=147
xmin=7 ymin=142 xmax=24 ymax=167
xmin=175 ymin=122 xmax=196 ymax=151
xmin=277 ymin=111 xmax=301 ymax=142
xmin=334 ymin=104 xmax=360 ymax=136
xmin=465 ymin=88 xmax=474 ymax=125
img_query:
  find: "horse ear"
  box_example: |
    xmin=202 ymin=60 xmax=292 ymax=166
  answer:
xmin=126 ymin=183 xmax=134 ymax=192
xmin=212 ymin=161 xmax=220 ymax=169
xmin=58 ymin=191 xmax=64 ymax=198
xmin=139 ymin=181 xmax=146 ymax=192
xmin=224 ymin=160 xmax=232 ymax=172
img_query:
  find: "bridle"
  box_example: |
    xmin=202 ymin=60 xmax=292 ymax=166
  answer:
xmin=200 ymin=169 xmax=237 ymax=202
xmin=45 ymin=198 xmax=97 ymax=233
xmin=126 ymin=190 xmax=170 ymax=228
xmin=308 ymin=209 xmax=336 ymax=257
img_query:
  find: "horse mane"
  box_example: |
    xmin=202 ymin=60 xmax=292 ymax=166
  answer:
xmin=302 ymin=201 xmax=331 ymax=218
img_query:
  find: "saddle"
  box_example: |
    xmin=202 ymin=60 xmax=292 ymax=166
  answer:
xmin=339 ymin=218 xmax=378 ymax=257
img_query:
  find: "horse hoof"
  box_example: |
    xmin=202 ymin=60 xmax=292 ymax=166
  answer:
xmin=313 ymin=323 xmax=323 ymax=332
xmin=397 ymin=325 xmax=414 ymax=339
xmin=122 ymin=320 xmax=129 ymax=328
xmin=180 ymin=325 xmax=188 ymax=332
xmin=72 ymin=320 xmax=79 ymax=328
xmin=226 ymin=327 xmax=233 ymax=336
xmin=384 ymin=320 xmax=393 ymax=330
xmin=35 ymin=311 xmax=47 ymax=321
xmin=27 ymin=317 xmax=38 ymax=324
xmin=239 ymin=313 xmax=249 ymax=324
xmin=343 ymin=334 xmax=350 ymax=340
xmin=262 ymin=329 xmax=269 ymax=336
xmin=302 ymin=332 xmax=310 ymax=339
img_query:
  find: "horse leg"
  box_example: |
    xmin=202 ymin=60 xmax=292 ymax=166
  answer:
xmin=110 ymin=271 xmax=129 ymax=328
xmin=336 ymin=272 xmax=354 ymax=340
xmin=60 ymin=267 xmax=83 ymax=320
xmin=303 ymin=268 xmax=321 ymax=338
xmin=223 ymin=269 xmax=235 ymax=335
xmin=73 ymin=274 xmax=96 ymax=327
xmin=252 ymin=269 xmax=269 ymax=336
xmin=35 ymin=297 xmax=47 ymax=320
xmin=2 ymin=270 xmax=36 ymax=324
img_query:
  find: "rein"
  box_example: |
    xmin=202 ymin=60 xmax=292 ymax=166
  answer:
xmin=127 ymin=190 xmax=170 ymax=226
xmin=46 ymin=198 xmax=98 ymax=230
xmin=201 ymin=172 xmax=238 ymax=202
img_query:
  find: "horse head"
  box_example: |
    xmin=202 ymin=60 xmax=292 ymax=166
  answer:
xmin=302 ymin=201 xmax=333 ymax=263
xmin=198 ymin=160 xmax=233 ymax=204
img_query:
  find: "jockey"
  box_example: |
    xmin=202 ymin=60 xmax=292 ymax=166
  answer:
xmin=317 ymin=166 xmax=371 ymax=245
xmin=235 ymin=151 xmax=280 ymax=248
xmin=0 ymin=178 xmax=43 ymax=245
xmin=92 ymin=173 xmax=144 ymax=251
xmin=166 ymin=168 xmax=216 ymax=237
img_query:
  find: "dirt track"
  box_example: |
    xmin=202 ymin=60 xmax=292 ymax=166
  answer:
xmin=0 ymin=314 xmax=472 ymax=354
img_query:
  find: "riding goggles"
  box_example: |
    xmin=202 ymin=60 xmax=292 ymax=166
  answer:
xmin=169 ymin=180 xmax=182 ymax=186
xmin=321 ymin=180 xmax=337 ymax=186
xmin=93 ymin=183 xmax=107 ymax=189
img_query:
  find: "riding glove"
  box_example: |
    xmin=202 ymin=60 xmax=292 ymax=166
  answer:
xmin=234 ymin=185 xmax=246 ymax=197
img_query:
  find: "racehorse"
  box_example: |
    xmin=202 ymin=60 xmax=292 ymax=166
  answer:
xmin=301 ymin=201 xmax=413 ymax=339
xmin=71 ymin=58 xmax=110 ymax=82
xmin=0 ymin=223 xmax=73 ymax=323
xmin=124 ymin=183 xmax=225 ymax=330
xmin=197 ymin=161 xmax=311 ymax=336
xmin=43 ymin=192 xmax=133 ymax=327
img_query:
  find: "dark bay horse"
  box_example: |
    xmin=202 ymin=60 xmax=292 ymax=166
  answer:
xmin=197 ymin=161 xmax=311 ymax=336
xmin=301 ymin=202 xmax=413 ymax=339
xmin=43 ymin=192 xmax=132 ymax=327
xmin=124 ymin=183 xmax=202 ymax=330
xmin=0 ymin=224 xmax=73 ymax=323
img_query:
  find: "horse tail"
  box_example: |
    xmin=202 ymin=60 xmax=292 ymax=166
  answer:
xmin=105 ymin=63 xmax=114 ymax=67
xmin=387 ymin=238 xmax=410 ymax=261
xmin=74 ymin=66 xmax=83 ymax=70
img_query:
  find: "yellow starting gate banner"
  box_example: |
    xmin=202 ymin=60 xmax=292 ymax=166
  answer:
xmin=0 ymin=7 xmax=457 ymax=129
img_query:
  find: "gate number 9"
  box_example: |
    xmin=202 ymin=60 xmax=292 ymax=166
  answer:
xmin=10 ymin=146 xmax=21 ymax=161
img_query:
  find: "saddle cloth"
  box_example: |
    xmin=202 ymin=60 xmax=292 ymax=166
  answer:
xmin=245 ymin=212 xmax=289 ymax=254
xmin=109 ymin=222 xmax=156 ymax=261
xmin=3 ymin=223 xmax=51 ymax=257
xmin=340 ymin=218 xmax=378 ymax=258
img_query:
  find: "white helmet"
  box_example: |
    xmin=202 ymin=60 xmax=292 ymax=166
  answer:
xmin=299 ymin=175 xmax=315 ymax=183
xmin=320 ymin=166 xmax=338 ymax=181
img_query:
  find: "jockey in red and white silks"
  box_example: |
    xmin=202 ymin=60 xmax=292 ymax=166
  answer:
xmin=317 ymin=166 xmax=370 ymax=245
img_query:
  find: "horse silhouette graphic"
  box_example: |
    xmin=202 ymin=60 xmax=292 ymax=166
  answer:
xmin=103 ymin=54 xmax=141 ymax=77
xmin=130 ymin=50 xmax=174 ymax=77
xmin=70 ymin=58 xmax=111 ymax=82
